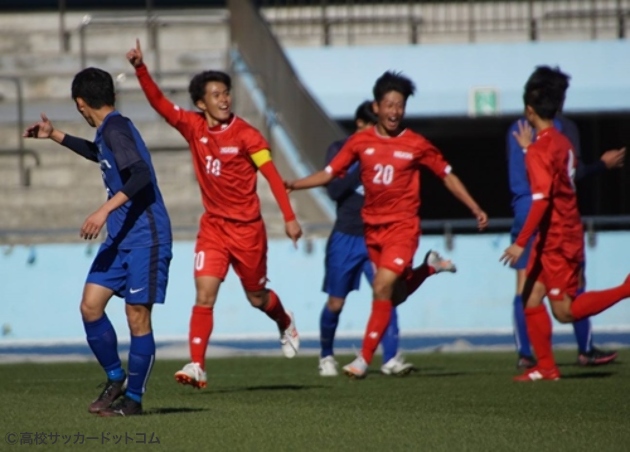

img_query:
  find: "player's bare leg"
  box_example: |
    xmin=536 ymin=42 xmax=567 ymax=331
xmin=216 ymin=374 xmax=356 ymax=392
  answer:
xmin=247 ymin=288 xmax=299 ymax=358
xmin=174 ymin=276 xmax=220 ymax=389
xmin=514 ymin=280 xmax=561 ymax=382
xmin=343 ymin=268 xmax=397 ymax=379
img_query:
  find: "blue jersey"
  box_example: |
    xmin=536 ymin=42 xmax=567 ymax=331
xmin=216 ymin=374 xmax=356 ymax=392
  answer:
xmin=94 ymin=111 xmax=172 ymax=249
xmin=325 ymin=139 xmax=364 ymax=236
xmin=507 ymin=114 xmax=604 ymax=212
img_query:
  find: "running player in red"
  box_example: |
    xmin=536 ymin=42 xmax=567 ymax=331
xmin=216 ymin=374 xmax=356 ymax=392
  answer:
xmin=501 ymin=68 xmax=630 ymax=381
xmin=287 ymin=71 xmax=488 ymax=378
xmin=127 ymin=39 xmax=301 ymax=388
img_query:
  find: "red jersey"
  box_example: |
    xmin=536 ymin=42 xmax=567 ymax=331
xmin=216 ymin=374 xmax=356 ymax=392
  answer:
xmin=136 ymin=64 xmax=267 ymax=223
xmin=325 ymin=127 xmax=451 ymax=225
xmin=517 ymin=127 xmax=583 ymax=249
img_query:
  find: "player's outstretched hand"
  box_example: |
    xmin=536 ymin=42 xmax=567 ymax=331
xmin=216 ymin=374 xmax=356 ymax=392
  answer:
xmin=126 ymin=38 xmax=144 ymax=68
xmin=285 ymin=219 xmax=302 ymax=248
xmin=474 ymin=209 xmax=489 ymax=230
xmin=500 ymin=243 xmax=524 ymax=266
xmin=600 ymin=147 xmax=626 ymax=169
xmin=80 ymin=208 xmax=108 ymax=240
xmin=23 ymin=113 xmax=53 ymax=139
xmin=512 ymin=120 xmax=534 ymax=149
xmin=284 ymin=180 xmax=294 ymax=194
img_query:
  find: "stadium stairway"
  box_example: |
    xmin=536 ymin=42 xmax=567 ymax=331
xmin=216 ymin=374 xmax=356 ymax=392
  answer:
xmin=0 ymin=10 xmax=333 ymax=244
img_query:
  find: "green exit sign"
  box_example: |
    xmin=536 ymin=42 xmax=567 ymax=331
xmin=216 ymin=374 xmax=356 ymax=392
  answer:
xmin=469 ymin=87 xmax=499 ymax=116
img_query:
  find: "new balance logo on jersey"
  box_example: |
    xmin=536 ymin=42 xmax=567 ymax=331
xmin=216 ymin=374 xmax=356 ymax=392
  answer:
xmin=220 ymin=146 xmax=239 ymax=155
xmin=393 ymin=150 xmax=413 ymax=160
xmin=199 ymin=137 xmax=208 ymax=144
xmin=393 ymin=258 xmax=404 ymax=266
xmin=364 ymin=148 xmax=375 ymax=155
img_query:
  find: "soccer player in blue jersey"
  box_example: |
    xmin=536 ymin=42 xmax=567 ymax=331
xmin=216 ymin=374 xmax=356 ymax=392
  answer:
xmin=24 ymin=67 xmax=173 ymax=416
xmin=318 ymin=101 xmax=456 ymax=377
xmin=507 ymin=66 xmax=625 ymax=369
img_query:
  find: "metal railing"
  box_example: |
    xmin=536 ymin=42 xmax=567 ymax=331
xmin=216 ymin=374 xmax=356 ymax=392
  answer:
xmin=228 ymin=0 xmax=345 ymax=169
xmin=77 ymin=9 xmax=229 ymax=74
xmin=258 ymin=0 xmax=630 ymax=45
xmin=0 ymin=76 xmax=41 ymax=187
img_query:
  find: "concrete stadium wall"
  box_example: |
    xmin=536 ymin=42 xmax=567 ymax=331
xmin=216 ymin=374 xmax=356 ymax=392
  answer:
xmin=284 ymin=40 xmax=630 ymax=118
xmin=1 ymin=232 xmax=629 ymax=343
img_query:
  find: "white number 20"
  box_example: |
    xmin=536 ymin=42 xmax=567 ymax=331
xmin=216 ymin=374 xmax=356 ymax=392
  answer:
xmin=373 ymin=163 xmax=394 ymax=185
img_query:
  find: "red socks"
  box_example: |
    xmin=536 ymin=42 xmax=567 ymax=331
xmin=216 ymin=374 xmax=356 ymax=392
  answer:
xmin=525 ymin=304 xmax=556 ymax=369
xmin=571 ymin=275 xmax=630 ymax=320
xmin=361 ymin=300 xmax=393 ymax=364
xmin=189 ymin=305 xmax=213 ymax=370
xmin=261 ymin=290 xmax=291 ymax=331
xmin=406 ymin=264 xmax=436 ymax=297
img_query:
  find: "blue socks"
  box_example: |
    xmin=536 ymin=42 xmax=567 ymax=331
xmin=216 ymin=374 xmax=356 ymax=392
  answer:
xmin=513 ymin=294 xmax=532 ymax=357
xmin=572 ymin=288 xmax=593 ymax=354
xmin=320 ymin=306 xmax=340 ymax=358
xmin=381 ymin=308 xmax=399 ymax=363
xmin=84 ymin=314 xmax=124 ymax=381
xmin=126 ymin=333 xmax=156 ymax=403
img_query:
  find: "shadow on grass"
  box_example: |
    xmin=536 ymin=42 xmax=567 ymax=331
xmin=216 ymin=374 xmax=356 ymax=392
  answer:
xmin=366 ymin=368 xmax=470 ymax=378
xmin=562 ymin=371 xmax=615 ymax=380
xmin=144 ymin=407 xmax=208 ymax=415
xmin=205 ymin=384 xmax=329 ymax=394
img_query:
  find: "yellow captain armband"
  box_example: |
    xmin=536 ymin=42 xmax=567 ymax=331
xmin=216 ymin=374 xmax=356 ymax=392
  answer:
xmin=251 ymin=149 xmax=272 ymax=168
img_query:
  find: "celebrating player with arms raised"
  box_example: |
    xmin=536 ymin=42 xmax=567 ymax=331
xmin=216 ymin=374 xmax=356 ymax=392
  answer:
xmin=127 ymin=39 xmax=301 ymax=389
xmin=288 ymin=71 xmax=488 ymax=378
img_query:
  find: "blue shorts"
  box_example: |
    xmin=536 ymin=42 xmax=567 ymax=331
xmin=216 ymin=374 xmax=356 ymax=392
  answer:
xmin=510 ymin=209 xmax=535 ymax=270
xmin=322 ymin=231 xmax=374 ymax=298
xmin=86 ymin=242 xmax=172 ymax=304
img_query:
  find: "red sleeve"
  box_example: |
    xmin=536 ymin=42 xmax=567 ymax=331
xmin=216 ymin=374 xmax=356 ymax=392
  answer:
xmin=515 ymin=145 xmax=552 ymax=247
xmin=515 ymin=198 xmax=549 ymax=247
xmin=243 ymin=127 xmax=270 ymax=155
xmin=259 ymin=161 xmax=296 ymax=222
xmin=135 ymin=64 xmax=196 ymax=141
xmin=325 ymin=138 xmax=357 ymax=177
xmin=525 ymin=144 xmax=553 ymax=202
xmin=415 ymin=137 xmax=451 ymax=178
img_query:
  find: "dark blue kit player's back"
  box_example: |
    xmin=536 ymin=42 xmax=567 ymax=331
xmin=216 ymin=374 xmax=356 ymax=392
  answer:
xmin=81 ymin=111 xmax=173 ymax=303
xmin=23 ymin=66 xmax=174 ymax=417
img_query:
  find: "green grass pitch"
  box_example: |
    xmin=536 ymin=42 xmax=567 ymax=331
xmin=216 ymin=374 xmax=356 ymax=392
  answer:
xmin=1 ymin=350 xmax=629 ymax=451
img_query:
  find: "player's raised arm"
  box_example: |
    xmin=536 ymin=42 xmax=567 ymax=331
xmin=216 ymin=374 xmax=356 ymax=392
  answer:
xmin=287 ymin=170 xmax=334 ymax=191
xmin=290 ymin=139 xmax=358 ymax=191
xmin=24 ymin=112 xmax=99 ymax=162
xmin=127 ymin=39 xmax=194 ymax=139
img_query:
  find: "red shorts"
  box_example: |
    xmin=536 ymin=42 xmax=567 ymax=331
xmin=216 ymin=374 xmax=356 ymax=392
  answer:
xmin=194 ymin=214 xmax=268 ymax=291
xmin=526 ymin=236 xmax=584 ymax=301
xmin=365 ymin=217 xmax=420 ymax=277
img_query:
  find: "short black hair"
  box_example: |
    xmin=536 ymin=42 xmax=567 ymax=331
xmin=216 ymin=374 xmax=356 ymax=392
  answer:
xmin=355 ymin=100 xmax=377 ymax=124
xmin=526 ymin=65 xmax=570 ymax=95
xmin=373 ymin=71 xmax=416 ymax=103
xmin=71 ymin=67 xmax=115 ymax=108
xmin=189 ymin=70 xmax=231 ymax=104
xmin=523 ymin=67 xmax=568 ymax=120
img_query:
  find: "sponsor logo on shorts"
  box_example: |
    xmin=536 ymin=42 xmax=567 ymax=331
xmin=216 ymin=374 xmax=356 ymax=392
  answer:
xmin=220 ymin=146 xmax=239 ymax=154
xmin=393 ymin=150 xmax=413 ymax=160
xmin=199 ymin=136 xmax=209 ymax=144
xmin=549 ymin=288 xmax=561 ymax=296
xmin=394 ymin=258 xmax=404 ymax=266
xmin=129 ymin=287 xmax=145 ymax=294
xmin=259 ymin=276 xmax=267 ymax=285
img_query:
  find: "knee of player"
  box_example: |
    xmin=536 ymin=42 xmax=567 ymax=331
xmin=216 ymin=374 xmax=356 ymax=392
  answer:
xmin=326 ymin=297 xmax=345 ymax=313
xmin=550 ymin=301 xmax=573 ymax=323
xmin=372 ymin=281 xmax=394 ymax=300
xmin=125 ymin=304 xmax=152 ymax=334
xmin=246 ymin=289 xmax=268 ymax=308
xmin=79 ymin=299 xmax=103 ymax=322
xmin=195 ymin=291 xmax=218 ymax=307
